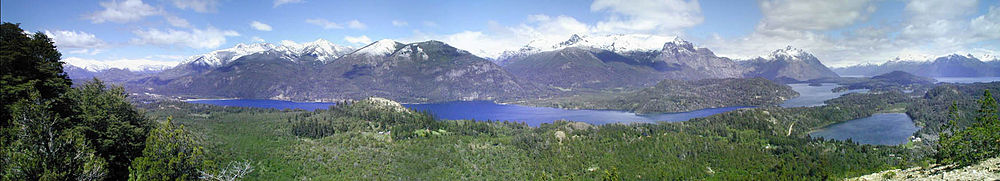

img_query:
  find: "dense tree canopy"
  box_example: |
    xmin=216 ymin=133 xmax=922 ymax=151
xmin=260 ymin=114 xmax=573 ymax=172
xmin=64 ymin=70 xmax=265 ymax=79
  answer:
xmin=2 ymin=22 xmax=153 ymax=180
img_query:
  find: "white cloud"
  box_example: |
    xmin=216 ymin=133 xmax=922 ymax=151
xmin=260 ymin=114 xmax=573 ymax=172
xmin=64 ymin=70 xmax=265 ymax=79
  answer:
xmin=63 ymin=57 xmax=181 ymax=71
xmin=757 ymin=0 xmax=876 ymax=31
xmin=131 ymin=27 xmax=240 ymax=49
xmin=590 ymin=0 xmax=703 ymax=34
xmin=971 ymin=6 xmax=1000 ymax=40
xmin=251 ymin=36 xmax=266 ymax=42
xmin=274 ymin=0 xmax=304 ymax=7
xmin=344 ymin=35 xmax=372 ymax=45
xmin=305 ymin=18 xmax=343 ymax=29
xmin=701 ymin=0 xmax=1000 ymax=67
xmin=164 ymin=15 xmax=191 ymax=28
xmin=250 ymin=21 xmax=273 ymax=31
xmin=44 ymin=30 xmax=106 ymax=49
xmin=392 ymin=20 xmax=408 ymax=27
xmin=347 ymin=20 xmax=367 ymax=29
xmin=279 ymin=40 xmax=299 ymax=47
xmin=400 ymin=15 xmax=593 ymax=58
xmin=169 ymin=0 xmax=219 ymax=13
xmin=88 ymin=0 xmax=162 ymax=23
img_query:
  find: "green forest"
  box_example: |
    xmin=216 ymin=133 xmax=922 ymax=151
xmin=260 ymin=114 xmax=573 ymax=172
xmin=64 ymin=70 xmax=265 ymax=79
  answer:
xmin=3 ymin=21 xmax=999 ymax=180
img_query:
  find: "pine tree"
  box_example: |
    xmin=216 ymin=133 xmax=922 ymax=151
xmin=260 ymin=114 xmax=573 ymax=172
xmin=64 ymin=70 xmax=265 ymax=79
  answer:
xmin=128 ymin=117 xmax=211 ymax=181
xmin=937 ymin=90 xmax=1000 ymax=167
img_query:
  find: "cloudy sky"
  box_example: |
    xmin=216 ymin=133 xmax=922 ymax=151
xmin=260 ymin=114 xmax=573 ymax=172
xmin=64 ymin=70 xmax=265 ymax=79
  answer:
xmin=2 ymin=0 xmax=998 ymax=68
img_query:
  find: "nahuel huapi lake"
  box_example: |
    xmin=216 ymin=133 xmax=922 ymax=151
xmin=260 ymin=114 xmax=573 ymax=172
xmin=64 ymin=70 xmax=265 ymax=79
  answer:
xmin=187 ymin=82 xmax=920 ymax=144
xmin=187 ymin=83 xmax=869 ymax=125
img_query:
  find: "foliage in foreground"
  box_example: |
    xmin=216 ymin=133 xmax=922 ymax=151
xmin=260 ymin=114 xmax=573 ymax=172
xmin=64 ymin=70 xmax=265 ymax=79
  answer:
xmin=2 ymin=22 xmax=152 ymax=180
xmin=938 ymin=90 xmax=1000 ymax=167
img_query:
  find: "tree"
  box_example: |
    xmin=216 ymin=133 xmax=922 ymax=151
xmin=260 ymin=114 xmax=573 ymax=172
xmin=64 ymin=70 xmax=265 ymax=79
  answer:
xmin=3 ymin=91 xmax=107 ymax=180
xmin=937 ymin=90 xmax=1000 ymax=167
xmin=66 ymin=78 xmax=153 ymax=179
xmin=1 ymin=22 xmax=72 ymax=131
xmin=2 ymin=22 xmax=152 ymax=180
xmin=129 ymin=117 xmax=211 ymax=181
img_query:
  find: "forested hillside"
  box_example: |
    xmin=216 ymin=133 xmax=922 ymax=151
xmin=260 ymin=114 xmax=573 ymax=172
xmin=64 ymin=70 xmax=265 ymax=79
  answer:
xmin=518 ymin=78 xmax=798 ymax=113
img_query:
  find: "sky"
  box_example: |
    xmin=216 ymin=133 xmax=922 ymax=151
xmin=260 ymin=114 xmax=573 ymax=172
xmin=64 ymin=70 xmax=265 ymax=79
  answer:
xmin=2 ymin=0 xmax=998 ymax=69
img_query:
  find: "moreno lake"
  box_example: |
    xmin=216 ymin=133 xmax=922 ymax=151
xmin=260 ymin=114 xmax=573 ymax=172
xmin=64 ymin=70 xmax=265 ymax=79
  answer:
xmin=185 ymin=99 xmax=750 ymax=126
xmin=781 ymin=83 xmax=868 ymax=108
xmin=808 ymin=113 xmax=919 ymax=145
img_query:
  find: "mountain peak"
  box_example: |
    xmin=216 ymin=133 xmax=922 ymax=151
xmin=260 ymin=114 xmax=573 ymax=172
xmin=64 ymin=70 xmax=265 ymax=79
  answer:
xmin=558 ymin=34 xmax=586 ymax=47
xmin=354 ymin=39 xmax=402 ymax=57
xmin=766 ymin=46 xmax=811 ymax=60
xmin=183 ymin=39 xmax=354 ymax=67
xmin=662 ymin=37 xmax=695 ymax=51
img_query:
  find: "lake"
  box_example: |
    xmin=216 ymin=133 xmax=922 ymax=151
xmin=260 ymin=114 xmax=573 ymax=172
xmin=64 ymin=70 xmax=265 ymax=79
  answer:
xmin=780 ymin=83 xmax=868 ymax=108
xmin=808 ymin=113 xmax=919 ymax=145
xmin=185 ymin=99 xmax=750 ymax=126
xmin=185 ymin=83 xmax=865 ymax=126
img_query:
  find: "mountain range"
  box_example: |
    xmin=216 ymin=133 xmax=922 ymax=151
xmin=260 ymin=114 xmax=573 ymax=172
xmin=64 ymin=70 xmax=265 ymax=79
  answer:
xmin=833 ymin=54 xmax=1000 ymax=77
xmin=69 ymin=34 xmax=845 ymax=102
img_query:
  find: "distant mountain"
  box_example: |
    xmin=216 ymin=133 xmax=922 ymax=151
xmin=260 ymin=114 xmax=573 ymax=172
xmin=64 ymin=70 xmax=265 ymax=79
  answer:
xmin=740 ymin=46 xmax=840 ymax=82
xmin=502 ymin=35 xmax=746 ymax=89
xmin=833 ymin=54 xmax=1000 ymax=77
xmin=495 ymin=34 xmax=673 ymax=65
xmin=64 ymin=64 xmax=160 ymax=83
xmin=871 ymin=71 xmax=936 ymax=85
xmin=130 ymin=40 xmax=534 ymax=102
xmin=184 ymin=39 xmax=355 ymax=67
xmin=314 ymin=40 xmax=534 ymax=102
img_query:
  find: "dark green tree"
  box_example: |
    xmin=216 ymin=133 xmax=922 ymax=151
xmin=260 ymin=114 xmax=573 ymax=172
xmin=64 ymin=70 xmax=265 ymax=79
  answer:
xmin=1 ymin=22 xmax=72 ymax=130
xmin=66 ymin=78 xmax=153 ymax=179
xmin=3 ymin=91 xmax=107 ymax=180
xmin=2 ymin=22 xmax=152 ymax=180
xmin=937 ymin=90 xmax=1000 ymax=167
xmin=129 ymin=117 xmax=211 ymax=181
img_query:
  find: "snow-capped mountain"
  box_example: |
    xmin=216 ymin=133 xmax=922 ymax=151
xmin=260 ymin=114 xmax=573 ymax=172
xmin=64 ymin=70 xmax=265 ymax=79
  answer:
xmin=350 ymin=39 xmax=404 ymax=57
xmin=182 ymin=39 xmax=355 ymax=67
xmin=741 ymin=46 xmax=840 ymax=81
xmin=833 ymin=53 xmax=1000 ymax=77
xmin=496 ymin=34 xmax=675 ymax=63
xmin=61 ymin=57 xmax=178 ymax=72
xmin=286 ymin=39 xmax=356 ymax=62
xmin=763 ymin=46 xmax=813 ymax=62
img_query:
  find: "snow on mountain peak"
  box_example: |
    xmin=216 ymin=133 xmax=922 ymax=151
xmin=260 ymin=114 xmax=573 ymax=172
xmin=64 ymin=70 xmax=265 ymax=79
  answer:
xmin=556 ymin=34 xmax=673 ymax=53
xmin=498 ymin=34 xmax=676 ymax=61
xmin=766 ymin=46 xmax=812 ymax=60
xmin=297 ymin=39 xmax=354 ymax=62
xmin=354 ymin=39 xmax=401 ymax=57
xmin=183 ymin=39 xmax=355 ymax=67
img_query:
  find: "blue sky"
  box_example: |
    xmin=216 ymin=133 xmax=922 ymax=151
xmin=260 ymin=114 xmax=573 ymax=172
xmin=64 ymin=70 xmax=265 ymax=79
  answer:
xmin=2 ymin=0 xmax=998 ymax=69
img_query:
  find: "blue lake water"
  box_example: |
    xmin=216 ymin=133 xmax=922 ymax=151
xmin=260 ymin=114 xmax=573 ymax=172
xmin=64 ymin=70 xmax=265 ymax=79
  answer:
xmin=808 ymin=113 xmax=919 ymax=145
xmin=406 ymin=101 xmax=751 ymax=126
xmin=780 ymin=83 xmax=868 ymax=108
xmin=186 ymin=99 xmax=750 ymax=126
xmin=186 ymin=83 xmax=868 ymax=125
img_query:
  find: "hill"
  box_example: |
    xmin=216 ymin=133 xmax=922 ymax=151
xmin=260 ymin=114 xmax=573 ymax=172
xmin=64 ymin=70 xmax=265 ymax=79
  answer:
xmin=515 ymin=78 xmax=798 ymax=113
